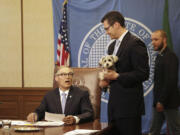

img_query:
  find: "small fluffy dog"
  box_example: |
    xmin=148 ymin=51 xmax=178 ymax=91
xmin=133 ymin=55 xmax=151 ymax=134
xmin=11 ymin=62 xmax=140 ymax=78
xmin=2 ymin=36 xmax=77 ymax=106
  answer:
xmin=98 ymin=55 xmax=118 ymax=93
xmin=99 ymin=55 xmax=118 ymax=80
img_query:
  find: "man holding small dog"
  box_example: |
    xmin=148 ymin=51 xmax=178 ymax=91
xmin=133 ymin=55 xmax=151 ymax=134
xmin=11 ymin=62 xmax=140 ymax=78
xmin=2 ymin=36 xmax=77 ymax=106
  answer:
xmin=98 ymin=11 xmax=149 ymax=135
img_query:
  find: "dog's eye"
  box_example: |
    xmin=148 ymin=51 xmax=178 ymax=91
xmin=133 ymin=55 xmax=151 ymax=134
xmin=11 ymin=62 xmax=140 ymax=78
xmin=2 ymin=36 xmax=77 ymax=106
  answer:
xmin=108 ymin=59 xmax=112 ymax=62
xmin=104 ymin=60 xmax=106 ymax=62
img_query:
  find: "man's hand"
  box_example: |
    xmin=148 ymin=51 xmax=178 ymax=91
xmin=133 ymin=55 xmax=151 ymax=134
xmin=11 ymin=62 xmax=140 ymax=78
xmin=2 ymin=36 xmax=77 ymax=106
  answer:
xmin=63 ymin=115 xmax=76 ymax=125
xmin=99 ymin=80 xmax=109 ymax=88
xmin=27 ymin=112 xmax=38 ymax=122
xmin=103 ymin=70 xmax=119 ymax=80
xmin=156 ymin=102 xmax=164 ymax=112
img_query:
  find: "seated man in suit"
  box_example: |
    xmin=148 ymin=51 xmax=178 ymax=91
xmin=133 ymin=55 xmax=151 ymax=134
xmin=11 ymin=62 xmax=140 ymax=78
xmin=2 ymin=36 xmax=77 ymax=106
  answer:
xmin=27 ymin=66 xmax=94 ymax=125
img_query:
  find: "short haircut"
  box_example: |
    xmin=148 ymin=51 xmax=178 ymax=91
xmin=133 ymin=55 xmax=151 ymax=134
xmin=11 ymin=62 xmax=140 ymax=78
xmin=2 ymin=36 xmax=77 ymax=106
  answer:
xmin=101 ymin=11 xmax=125 ymax=27
xmin=154 ymin=30 xmax=167 ymax=39
xmin=55 ymin=66 xmax=73 ymax=76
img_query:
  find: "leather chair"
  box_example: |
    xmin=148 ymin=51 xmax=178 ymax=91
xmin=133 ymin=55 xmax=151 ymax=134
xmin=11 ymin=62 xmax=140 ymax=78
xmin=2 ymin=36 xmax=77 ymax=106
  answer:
xmin=72 ymin=68 xmax=101 ymax=119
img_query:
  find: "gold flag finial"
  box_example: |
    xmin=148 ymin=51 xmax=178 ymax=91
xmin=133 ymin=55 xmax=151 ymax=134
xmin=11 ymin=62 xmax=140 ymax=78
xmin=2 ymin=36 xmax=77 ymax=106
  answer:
xmin=63 ymin=0 xmax=68 ymax=6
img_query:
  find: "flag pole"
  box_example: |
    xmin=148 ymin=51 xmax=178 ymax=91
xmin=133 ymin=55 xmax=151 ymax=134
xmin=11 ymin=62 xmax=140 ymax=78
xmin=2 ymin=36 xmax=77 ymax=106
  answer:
xmin=56 ymin=0 xmax=70 ymax=67
xmin=163 ymin=0 xmax=171 ymax=134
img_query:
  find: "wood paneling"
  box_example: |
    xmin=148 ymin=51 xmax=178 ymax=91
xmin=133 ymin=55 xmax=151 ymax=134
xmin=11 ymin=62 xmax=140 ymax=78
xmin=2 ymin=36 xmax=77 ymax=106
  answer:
xmin=0 ymin=88 xmax=51 ymax=119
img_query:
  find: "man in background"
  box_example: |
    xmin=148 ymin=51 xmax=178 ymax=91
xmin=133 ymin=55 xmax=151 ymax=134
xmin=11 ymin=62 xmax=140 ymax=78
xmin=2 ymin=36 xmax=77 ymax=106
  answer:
xmin=27 ymin=66 xmax=94 ymax=125
xmin=98 ymin=11 xmax=149 ymax=135
xmin=149 ymin=30 xmax=180 ymax=135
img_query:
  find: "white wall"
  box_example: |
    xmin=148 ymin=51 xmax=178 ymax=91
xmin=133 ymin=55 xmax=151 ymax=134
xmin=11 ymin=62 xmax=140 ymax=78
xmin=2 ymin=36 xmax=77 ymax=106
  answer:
xmin=0 ymin=0 xmax=54 ymax=87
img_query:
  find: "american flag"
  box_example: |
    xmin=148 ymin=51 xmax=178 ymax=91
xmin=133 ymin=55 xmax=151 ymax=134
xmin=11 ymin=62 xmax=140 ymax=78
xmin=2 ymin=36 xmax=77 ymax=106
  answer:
xmin=57 ymin=0 xmax=70 ymax=66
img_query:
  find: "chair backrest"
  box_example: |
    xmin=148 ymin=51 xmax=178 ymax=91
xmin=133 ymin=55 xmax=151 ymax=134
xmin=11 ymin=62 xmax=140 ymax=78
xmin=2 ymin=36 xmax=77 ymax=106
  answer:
xmin=53 ymin=67 xmax=101 ymax=119
xmin=72 ymin=68 xmax=101 ymax=119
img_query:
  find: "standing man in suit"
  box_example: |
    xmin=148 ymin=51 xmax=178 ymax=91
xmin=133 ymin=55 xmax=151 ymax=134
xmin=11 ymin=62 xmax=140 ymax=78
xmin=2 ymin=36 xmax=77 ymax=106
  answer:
xmin=99 ymin=11 xmax=149 ymax=135
xmin=27 ymin=66 xmax=94 ymax=125
xmin=149 ymin=30 xmax=180 ymax=135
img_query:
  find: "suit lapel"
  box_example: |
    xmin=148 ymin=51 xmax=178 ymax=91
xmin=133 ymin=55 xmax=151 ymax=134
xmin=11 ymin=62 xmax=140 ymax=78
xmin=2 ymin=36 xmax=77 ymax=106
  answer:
xmin=116 ymin=32 xmax=131 ymax=57
xmin=54 ymin=88 xmax=62 ymax=113
xmin=108 ymin=40 xmax=116 ymax=55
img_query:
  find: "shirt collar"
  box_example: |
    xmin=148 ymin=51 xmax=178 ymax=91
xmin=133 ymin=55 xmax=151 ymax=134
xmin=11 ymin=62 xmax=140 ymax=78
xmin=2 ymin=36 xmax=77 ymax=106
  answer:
xmin=118 ymin=30 xmax=128 ymax=42
xmin=59 ymin=88 xmax=69 ymax=95
xmin=159 ymin=46 xmax=167 ymax=55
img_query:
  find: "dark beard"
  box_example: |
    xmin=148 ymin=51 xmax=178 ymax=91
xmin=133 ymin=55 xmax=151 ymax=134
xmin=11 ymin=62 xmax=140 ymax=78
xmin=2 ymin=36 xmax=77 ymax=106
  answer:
xmin=157 ymin=43 xmax=164 ymax=51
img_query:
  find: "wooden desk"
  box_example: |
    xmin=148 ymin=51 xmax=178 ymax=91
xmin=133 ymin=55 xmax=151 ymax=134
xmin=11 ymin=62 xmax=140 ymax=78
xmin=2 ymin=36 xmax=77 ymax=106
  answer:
xmin=0 ymin=120 xmax=101 ymax=135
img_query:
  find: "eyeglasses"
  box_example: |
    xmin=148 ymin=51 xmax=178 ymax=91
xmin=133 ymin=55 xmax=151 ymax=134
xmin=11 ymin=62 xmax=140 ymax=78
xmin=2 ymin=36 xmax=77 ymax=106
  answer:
xmin=104 ymin=25 xmax=111 ymax=31
xmin=57 ymin=72 xmax=74 ymax=77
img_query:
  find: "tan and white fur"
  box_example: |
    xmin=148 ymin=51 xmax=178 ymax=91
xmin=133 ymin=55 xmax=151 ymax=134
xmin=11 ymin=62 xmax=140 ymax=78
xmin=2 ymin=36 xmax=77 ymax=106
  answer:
xmin=98 ymin=55 xmax=118 ymax=93
xmin=99 ymin=55 xmax=118 ymax=81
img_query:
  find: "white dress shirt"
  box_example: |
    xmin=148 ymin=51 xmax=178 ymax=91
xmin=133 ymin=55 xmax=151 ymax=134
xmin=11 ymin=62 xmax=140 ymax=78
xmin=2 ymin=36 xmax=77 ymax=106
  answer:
xmin=113 ymin=30 xmax=128 ymax=55
xmin=59 ymin=88 xmax=80 ymax=123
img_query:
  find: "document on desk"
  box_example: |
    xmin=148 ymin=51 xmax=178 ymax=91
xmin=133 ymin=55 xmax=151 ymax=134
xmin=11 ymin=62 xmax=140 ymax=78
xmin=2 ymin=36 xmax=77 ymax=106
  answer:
xmin=34 ymin=121 xmax=64 ymax=126
xmin=11 ymin=120 xmax=64 ymax=126
xmin=45 ymin=112 xmax=65 ymax=122
xmin=64 ymin=129 xmax=99 ymax=135
xmin=12 ymin=120 xmax=32 ymax=126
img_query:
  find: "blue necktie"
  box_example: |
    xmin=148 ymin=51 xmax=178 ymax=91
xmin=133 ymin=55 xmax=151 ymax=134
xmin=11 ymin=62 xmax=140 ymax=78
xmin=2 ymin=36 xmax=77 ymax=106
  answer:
xmin=61 ymin=92 xmax=67 ymax=114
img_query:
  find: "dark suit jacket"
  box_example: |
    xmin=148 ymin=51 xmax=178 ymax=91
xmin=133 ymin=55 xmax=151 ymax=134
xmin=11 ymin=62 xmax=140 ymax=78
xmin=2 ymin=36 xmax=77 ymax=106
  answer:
xmin=107 ymin=32 xmax=149 ymax=121
xmin=35 ymin=86 xmax=94 ymax=123
xmin=153 ymin=47 xmax=180 ymax=109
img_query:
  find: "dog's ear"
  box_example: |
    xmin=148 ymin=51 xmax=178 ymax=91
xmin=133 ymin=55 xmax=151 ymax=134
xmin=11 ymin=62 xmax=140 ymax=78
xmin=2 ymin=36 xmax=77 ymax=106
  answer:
xmin=112 ymin=55 xmax=118 ymax=63
xmin=99 ymin=56 xmax=105 ymax=66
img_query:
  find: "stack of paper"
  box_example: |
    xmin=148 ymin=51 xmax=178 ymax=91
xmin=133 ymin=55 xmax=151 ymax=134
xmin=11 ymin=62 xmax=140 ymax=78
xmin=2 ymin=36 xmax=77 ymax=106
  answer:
xmin=64 ymin=129 xmax=99 ymax=135
xmin=10 ymin=120 xmax=64 ymax=126
xmin=45 ymin=112 xmax=65 ymax=122
xmin=1 ymin=112 xmax=65 ymax=127
xmin=12 ymin=120 xmax=32 ymax=126
xmin=34 ymin=121 xmax=64 ymax=126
